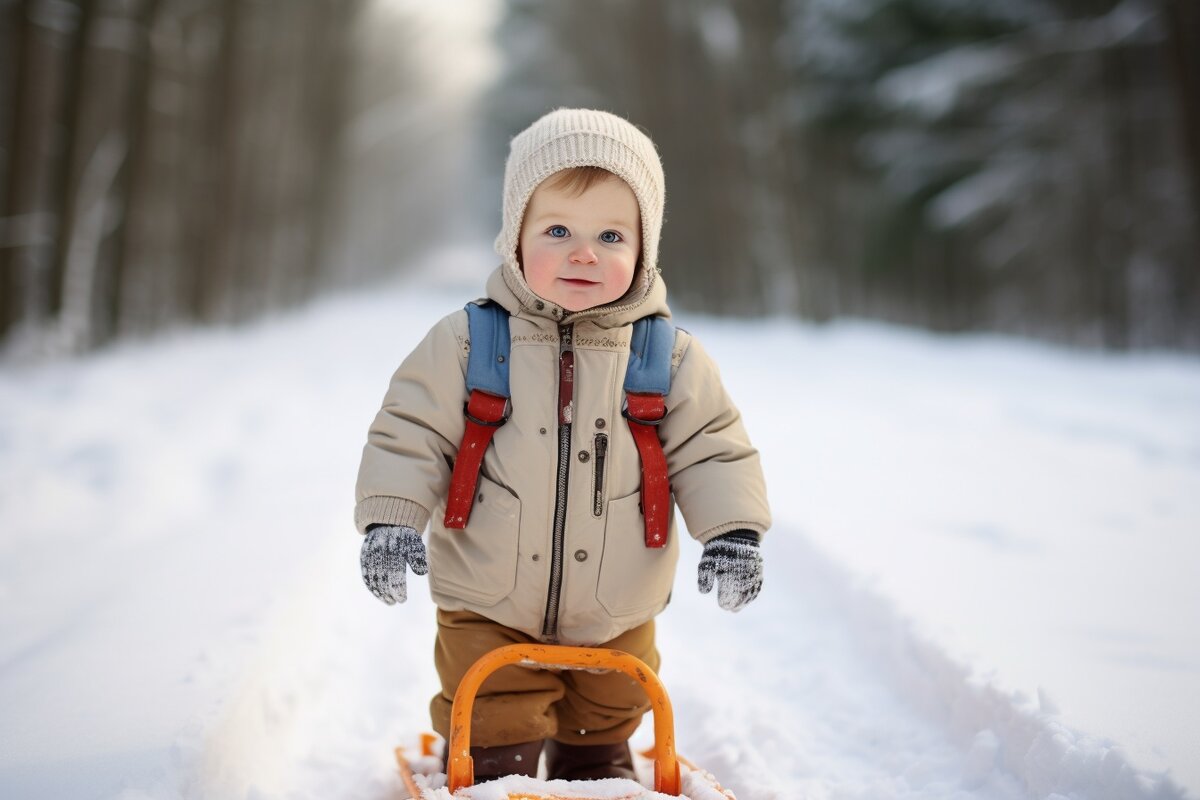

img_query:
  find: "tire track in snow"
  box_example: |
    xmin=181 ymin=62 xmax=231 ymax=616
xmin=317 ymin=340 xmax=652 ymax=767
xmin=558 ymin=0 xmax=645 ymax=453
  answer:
xmin=140 ymin=520 xmax=1185 ymax=799
xmin=656 ymin=529 xmax=1183 ymax=799
xmin=177 ymin=539 xmax=443 ymax=800
xmin=180 ymin=528 xmax=1008 ymax=798
xmin=656 ymin=531 xmax=1025 ymax=800
xmin=207 ymin=527 xmax=1024 ymax=799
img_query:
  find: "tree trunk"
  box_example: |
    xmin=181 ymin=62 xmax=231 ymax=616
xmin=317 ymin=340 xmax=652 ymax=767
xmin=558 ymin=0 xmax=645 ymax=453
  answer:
xmin=1162 ymin=0 xmax=1200 ymax=339
xmin=1 ymin=0 xmax=73 ymax=345
xmin=46 ymin=0 xmax=97 ymax=348
xmin=195 ymin=0 xmax=241 ymax=323
xmin=106 ymin=0 xmax=164 ymax=340
xmin=302 ymin=0 xmax=358 ymax=297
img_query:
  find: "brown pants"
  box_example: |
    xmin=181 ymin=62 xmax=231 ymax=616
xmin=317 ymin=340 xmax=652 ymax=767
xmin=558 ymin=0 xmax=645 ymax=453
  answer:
xmin=431 ymin=609 xmax=660 ymax=748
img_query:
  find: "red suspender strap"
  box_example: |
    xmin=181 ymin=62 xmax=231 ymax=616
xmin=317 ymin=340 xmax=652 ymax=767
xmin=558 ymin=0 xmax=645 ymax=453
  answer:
xmin=444 ymin=390 xmax=508 ymax=528
xmin=624 ymin=392 xmax=670 ymax=548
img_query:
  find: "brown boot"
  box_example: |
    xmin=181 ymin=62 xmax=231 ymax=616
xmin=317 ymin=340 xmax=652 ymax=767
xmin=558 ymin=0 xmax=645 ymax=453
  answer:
xmin=469 ymin=740 xmax=544 ymax=782
xmin=544 ymin=739 xmax=636 ymax=781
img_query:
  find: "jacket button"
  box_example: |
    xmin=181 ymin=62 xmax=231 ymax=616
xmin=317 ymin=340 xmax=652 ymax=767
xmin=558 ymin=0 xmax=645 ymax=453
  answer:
xmin=578 ymin=451 xmax=590 ymax=463
xmin=574 ymin=550 xmax=588 ymax=562
xmin=536 ymin=301 xmax=545 ymax=310
xmin=532 ymin=554 xmax=540 ymax=561
xmin=595 ymin=418 xmax=606 ymax=429
xmin=539 ymin=427 xmax=547 ymax=435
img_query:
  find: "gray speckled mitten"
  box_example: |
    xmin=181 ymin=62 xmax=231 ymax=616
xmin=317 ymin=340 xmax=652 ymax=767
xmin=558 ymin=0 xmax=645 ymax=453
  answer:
xmin=697 ymin=530 xmax=763 ymax=612
xmin=360 ymin=525 xmax=428 ymax=605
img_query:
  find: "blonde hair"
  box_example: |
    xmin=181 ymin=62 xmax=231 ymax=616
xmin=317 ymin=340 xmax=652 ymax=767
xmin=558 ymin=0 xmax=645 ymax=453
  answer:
xmin=542 ymin=166 xmax=622 ymax=197
xmin=516 ymin=166 xmax=644 ymax=270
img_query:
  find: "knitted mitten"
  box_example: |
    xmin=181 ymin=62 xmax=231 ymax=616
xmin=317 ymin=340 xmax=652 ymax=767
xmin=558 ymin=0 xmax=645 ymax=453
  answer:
xmin=697 ymin=530 xmax=763 ymax=612
xmin=360 ymin=525 xmax=428 ymax=604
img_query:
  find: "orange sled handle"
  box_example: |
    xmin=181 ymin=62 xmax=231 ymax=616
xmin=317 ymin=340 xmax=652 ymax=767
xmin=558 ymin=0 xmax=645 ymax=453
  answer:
xmin=447 ymin=644 xmax=682 ymax=795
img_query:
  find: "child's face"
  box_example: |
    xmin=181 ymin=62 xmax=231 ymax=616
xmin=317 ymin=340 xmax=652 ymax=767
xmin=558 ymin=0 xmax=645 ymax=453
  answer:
xmin=518 ymin=174 xmax=641 ymax=312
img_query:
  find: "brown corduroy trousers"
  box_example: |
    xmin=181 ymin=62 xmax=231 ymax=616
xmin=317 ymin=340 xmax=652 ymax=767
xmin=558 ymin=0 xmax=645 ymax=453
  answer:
xmin=431 ymin=609 xmax=660 ymax=748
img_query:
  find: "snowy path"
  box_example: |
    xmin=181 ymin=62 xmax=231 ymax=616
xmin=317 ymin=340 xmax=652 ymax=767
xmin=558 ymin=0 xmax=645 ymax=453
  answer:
xmin=1 ymin=257 xmax=1194 ymax=798
xmin=162 ymin=527 xmax=1036 ymax=800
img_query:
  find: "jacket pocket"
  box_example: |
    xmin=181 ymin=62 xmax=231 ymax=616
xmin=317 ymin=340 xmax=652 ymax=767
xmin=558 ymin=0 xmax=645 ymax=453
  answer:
xmin=595 ymin=490 xmax=678 ymax=617
xmin=429 ymin=473 xmax=521 ymax=607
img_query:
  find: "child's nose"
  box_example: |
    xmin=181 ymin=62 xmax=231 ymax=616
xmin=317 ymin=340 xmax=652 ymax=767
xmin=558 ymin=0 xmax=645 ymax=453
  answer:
xmin=569 ymin=245 xmax=598 ymax=264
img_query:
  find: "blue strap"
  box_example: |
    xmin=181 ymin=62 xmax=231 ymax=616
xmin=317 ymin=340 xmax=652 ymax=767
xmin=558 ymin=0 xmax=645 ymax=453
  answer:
xmin=465 ymin=302 xmax=511 ymax=398
xmin=625 ymin=316 xmax=674 ymax=395
xmin=466 ymin=304 xmax=672 ymax=398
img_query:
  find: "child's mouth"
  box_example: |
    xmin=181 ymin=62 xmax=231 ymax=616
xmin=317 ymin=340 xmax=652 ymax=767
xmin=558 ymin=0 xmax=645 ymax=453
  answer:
xmin=559 ymin=278 xmax=599 ymax=287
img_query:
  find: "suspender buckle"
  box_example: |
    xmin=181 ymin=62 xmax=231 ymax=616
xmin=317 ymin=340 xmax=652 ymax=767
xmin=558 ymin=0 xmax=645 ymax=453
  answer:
xmin=621 ymin=396 xmax=666 ymax=426
xmin=463 ymin=400 xmax=510 ymax=427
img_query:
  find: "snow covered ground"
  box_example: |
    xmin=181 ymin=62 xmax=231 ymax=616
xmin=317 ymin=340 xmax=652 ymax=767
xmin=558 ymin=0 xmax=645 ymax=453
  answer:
xmin=1 ymin=246 xmax=1197 ymax=799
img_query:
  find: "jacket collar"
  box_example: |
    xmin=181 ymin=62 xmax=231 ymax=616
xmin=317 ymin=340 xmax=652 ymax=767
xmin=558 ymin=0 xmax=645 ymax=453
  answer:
xmin=486 ymin=258 xmax=671 ymax=329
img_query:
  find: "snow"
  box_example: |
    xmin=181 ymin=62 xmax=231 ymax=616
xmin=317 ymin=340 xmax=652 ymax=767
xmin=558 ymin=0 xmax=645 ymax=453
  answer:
xmin=1 ymin=245 xmax=1196 ymax=798
xmin=875 ymin=43 xmax=1024 ymax=119
xmin=418 ymin=773 xmax=677 ymax=799
xmin=695 ymin=5 xmax=741 ymax=62
xmin=925 ymin=158 xmax=1037 ymax=229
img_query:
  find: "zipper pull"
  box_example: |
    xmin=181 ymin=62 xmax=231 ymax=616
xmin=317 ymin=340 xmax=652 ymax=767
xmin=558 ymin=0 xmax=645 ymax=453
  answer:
xmin=558 ymin=325 xmax=574 ymax=425
xmin=592 ymin=433 xmax=608 ymax=517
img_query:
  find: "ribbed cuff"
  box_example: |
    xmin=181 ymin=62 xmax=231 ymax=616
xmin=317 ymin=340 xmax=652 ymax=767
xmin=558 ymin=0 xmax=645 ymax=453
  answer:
xmin=695 ymin=521 xmax=766 ymax=546
xmin=354 ymin=496 xmax=430 ymax=535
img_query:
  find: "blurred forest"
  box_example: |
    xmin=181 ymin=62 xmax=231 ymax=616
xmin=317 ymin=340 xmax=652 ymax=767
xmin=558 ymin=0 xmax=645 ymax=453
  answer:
xmin=487 ymin=0 xmax=1200 ymax=349
xmin=0 ymin=0 xmax=479 ymax=357
xmin=2 ymin=0 xmax=1198 ymax=357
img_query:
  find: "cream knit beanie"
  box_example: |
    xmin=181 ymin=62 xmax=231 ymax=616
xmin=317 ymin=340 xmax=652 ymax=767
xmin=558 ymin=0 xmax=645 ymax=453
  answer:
xmin=495 ymin=108 xmax=666 ymax=276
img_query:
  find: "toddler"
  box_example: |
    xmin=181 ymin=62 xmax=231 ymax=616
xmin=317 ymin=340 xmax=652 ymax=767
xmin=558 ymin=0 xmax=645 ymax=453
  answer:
xmin=355 ymin=108 xmax=770 ymax=783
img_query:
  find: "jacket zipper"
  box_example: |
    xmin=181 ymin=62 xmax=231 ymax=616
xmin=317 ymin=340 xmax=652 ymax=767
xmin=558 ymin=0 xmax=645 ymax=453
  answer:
xmin=542 ymin=323 xmax=574 ymax=640
xmin=592 ymin=433 xmax=608 ymax=516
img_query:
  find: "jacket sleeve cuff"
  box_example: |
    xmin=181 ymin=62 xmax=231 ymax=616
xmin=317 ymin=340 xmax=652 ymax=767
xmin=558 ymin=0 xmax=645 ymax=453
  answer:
xmin=354 ymin=496 xmax=431 ymax=535
xmin=695 ymin=521 xmax=767 ymax=546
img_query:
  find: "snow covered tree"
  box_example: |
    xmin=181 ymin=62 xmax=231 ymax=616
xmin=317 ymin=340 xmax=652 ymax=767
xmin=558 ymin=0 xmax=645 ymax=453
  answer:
xmin=788 ymin=0 xmax=1200 ymax=346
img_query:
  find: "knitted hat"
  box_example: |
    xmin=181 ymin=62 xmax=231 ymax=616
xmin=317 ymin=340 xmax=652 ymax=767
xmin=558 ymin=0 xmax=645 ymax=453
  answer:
xmin=495 ymin=108 xmax=666 ymax=277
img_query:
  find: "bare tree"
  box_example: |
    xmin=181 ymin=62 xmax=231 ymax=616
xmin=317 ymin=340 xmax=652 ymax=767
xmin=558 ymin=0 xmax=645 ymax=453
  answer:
xmin=1 ymin=0 xmax=430 ymax=358
xmin=2 ymin=0 xmax=80 ymax=344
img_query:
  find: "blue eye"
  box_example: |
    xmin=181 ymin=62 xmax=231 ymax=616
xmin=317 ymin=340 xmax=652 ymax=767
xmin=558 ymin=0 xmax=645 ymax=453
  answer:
xmin=548 ymin=225 xmax=568 ymax=238
xmin=600 ymin=231 xmax=622 ymax=244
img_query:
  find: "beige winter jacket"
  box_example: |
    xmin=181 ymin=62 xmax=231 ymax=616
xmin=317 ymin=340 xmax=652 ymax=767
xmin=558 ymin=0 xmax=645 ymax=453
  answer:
xmin=355 ymin=262 xmax=771 ymax=644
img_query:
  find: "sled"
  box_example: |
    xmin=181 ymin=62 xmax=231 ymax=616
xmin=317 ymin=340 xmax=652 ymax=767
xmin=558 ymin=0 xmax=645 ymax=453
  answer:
xmin=394 ymin=644 xmax=737 ymax=799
